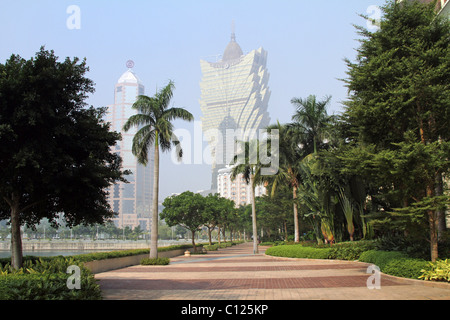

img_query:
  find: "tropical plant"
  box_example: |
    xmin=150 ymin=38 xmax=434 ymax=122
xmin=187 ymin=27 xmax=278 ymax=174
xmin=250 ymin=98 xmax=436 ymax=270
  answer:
xmin=265 ymin=122 xmax=304 ymax=242
xmin=290 ymin=95 xmax=334 ymax=155
xmin=123 ymin=80 xmax=194 ymax=258
xmin=230 ymin=139 xmax=269 ymax=254
xmin=339 ymin=188 xmax=355 ymax=241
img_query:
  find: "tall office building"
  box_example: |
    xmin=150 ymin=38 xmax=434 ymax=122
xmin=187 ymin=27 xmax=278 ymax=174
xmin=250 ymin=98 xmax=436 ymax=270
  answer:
xmin=105 ymin=65 xmax=154 ymax=232
xmin=199 ymin=29 xmax=271 ymax=191
xmin=217 ymin=166 xmax=267 ymax=207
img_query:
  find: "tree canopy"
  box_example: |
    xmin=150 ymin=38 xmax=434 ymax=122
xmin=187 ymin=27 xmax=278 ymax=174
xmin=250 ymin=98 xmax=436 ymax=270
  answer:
xmin=0 ymin=47 xmax=128 ymax=268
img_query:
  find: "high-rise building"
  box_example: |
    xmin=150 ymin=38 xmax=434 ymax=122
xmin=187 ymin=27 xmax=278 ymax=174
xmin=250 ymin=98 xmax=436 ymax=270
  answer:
xmin=217 ymin=166 xmax=266 ymax=207
xmin=105 ymin=65 xmax=154 ymax=232
xmin=199 ymin=29 xmax=271 ymax=191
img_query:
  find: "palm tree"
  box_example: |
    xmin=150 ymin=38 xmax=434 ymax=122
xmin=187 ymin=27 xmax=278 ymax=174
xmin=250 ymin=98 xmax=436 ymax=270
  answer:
xmin=290 ymin=95 xmax=333 ymax=155
xmin=123 ymin=80 xmax=193 ymax=258
xmin=266 ymin=122 xmax=305 ymax=242
xmin=230 ymin=139 xmax=266 ymax=254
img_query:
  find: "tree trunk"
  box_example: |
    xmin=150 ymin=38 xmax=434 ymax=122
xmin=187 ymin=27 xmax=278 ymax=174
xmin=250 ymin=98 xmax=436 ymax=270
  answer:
xmin=218 ymin=226 xmax=221 ymax=245
xmin=284 ymin=220 xmax=288 ymax=241
xmin=10 ymin=202 xmax=23 ymax=270
xmin=208 ymin=227 xmax=212 ymax=245
xmin=150 ymin=140 xmax=160 ymax=259
xmin=250 ymin=173 xmax=258 ymax=254
xmin=191 ymin=230 xmax=196 ymax=253
xmin=435 ymin=172 xmax=447 ymax=240
xmin=293 ymin=185 xmax=299 ymax=242
xmin=427 ymin=184 xmax=439 ymax=262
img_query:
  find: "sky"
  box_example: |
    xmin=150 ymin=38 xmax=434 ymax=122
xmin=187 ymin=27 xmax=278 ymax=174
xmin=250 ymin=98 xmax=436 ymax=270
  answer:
xmin=0 ymin=0 xmax=387 ymax=201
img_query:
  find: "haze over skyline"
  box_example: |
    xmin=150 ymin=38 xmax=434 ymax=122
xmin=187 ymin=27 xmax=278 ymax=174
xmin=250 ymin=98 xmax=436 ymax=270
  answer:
xmin=0 ymin=0 xmax=386 ymax=201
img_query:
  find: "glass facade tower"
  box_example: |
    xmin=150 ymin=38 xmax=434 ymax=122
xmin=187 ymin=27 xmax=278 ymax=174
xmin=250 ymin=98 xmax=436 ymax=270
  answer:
xmin=200 ymin=31 xmax=271 ymax=190
xmin=105 ymin=68 xmax=154 ymax=232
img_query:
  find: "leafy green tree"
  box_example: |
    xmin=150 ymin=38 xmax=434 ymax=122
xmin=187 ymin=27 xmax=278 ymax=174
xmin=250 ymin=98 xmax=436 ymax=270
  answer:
xmin=341 ymin=0 xmax=450 ymax=261
xmin=123 ymin=80 xmax=194 ymax=258
xmin=202 ymin=194 xmax=235 ymax=245
xmin=0 ymin=48 xmax=127 ymax=269
xmin=160 ymin=191 xmax=206 ymax=252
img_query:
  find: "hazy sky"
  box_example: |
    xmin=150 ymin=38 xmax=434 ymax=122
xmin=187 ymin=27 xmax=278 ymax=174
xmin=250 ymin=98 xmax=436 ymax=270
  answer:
xmin=0 ymin=0 xmax=386 ymax=201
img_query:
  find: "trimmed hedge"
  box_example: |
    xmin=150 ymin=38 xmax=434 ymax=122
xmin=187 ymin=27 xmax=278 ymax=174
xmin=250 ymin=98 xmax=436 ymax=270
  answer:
xmin=327 ymin=241 xmax=376 ymax=260
xmin=359 ymin=250 xmax=429 ymax=280
xmin=140 ymin=257 xmax=170 ymax=265
xmin=265 ymin=245 xmax=331 ymax=259
xmin=265 ymin=241 xmax=376 ymax=261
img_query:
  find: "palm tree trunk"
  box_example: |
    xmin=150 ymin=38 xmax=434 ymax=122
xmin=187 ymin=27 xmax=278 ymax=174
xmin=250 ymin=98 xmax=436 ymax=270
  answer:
xmin=293 ymin=185 xmax=299 ymax=242
xmin=150 ymin=139 xmax=160 ymax=259
xmin=250 ymin=173 xmax=258 ymax=254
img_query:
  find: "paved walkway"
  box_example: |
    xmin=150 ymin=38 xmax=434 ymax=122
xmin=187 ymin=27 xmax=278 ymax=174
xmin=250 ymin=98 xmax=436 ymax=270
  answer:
xmin=95 ymin=242 xmax=450 ymax=300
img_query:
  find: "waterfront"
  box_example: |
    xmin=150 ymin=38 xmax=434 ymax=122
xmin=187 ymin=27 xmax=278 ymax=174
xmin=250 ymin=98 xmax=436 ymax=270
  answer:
xmin=0 ymin=239 xmax=209 ymax=259
xmin=0 ymin=250 xmax=111 ymax=258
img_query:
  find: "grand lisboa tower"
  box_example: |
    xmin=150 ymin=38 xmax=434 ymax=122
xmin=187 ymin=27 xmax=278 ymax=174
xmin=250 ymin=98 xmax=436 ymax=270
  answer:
xmin=199 ymin=28 xmax=271 ymax=190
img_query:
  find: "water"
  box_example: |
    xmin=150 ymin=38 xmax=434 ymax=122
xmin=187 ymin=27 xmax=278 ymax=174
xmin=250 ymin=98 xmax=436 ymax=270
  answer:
xmin=0 ymin=239 xmax=209 ymax=259
xmin=0 ymin=250 xmax=112 ymax=259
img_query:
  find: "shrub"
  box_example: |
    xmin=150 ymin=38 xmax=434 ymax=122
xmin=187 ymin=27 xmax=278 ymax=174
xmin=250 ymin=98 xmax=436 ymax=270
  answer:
xmin=0 ymin=257 xmax=101 ymax=300
xmin=359 ymin=250 xmax=429 ymax=279
xmin=383 ymin=258 xmax=429 ymax=279
xmin=140 ymin=257 xmax=170 ymax=266
xmin=419 ymin=259 xmax=450 ymax=282
xmin=265 ymin=244 xmax=331 ymax=259
xmin=204 ymin=244 xmax=218 ymax=251
xmin=327 ymin=241 xmax=376 ymax=261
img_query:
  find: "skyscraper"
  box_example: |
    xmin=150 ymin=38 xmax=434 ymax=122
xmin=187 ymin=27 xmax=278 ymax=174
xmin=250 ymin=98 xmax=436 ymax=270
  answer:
xmin=199 ymin=29 xmax=271 ymax=190
xmin=105 ymin=64 xmax=154 ymax=232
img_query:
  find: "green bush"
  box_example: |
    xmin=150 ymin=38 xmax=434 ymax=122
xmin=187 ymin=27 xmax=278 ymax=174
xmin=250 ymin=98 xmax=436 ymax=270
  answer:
xmin=359 ymin=250 xmax=429 ymax=279
xmin=419 ymin=259 xmax=450 ymax=282
xmin=0 ymin=257 xmax=101 ymax=300
xmin=327 ymin=241 xmax=376 ymax=261
xmin=204 ymin=244 xmax=218 ymax=251
xmin=265 ymin=244 xmax=331 ymax=259
xmin=265 ymin=241 xmax=375 ymax=261
xmin=358 ymin=250 xmax=408 ymax=269
xmin=140 ymin=257 xmax=170 ymax=265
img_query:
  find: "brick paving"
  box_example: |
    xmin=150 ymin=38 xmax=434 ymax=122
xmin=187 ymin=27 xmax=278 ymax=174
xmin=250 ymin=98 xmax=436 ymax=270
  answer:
xmin=95 ymin=242 xmax=450 ymax=300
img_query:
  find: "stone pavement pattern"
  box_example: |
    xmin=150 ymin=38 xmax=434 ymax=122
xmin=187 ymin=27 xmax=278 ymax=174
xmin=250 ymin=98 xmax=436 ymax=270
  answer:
xmin=96 ymin=242 xmax=450 ymax=300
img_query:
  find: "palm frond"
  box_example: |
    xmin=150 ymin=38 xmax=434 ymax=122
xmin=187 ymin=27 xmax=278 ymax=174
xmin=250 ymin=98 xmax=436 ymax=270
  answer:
xmin=132 ymin=126 xmax=156 ymax=166
xmin=163 ymin=107 xmax=194 ymax=122
xmin=123 ymin=113 xmax=154 ymax=132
